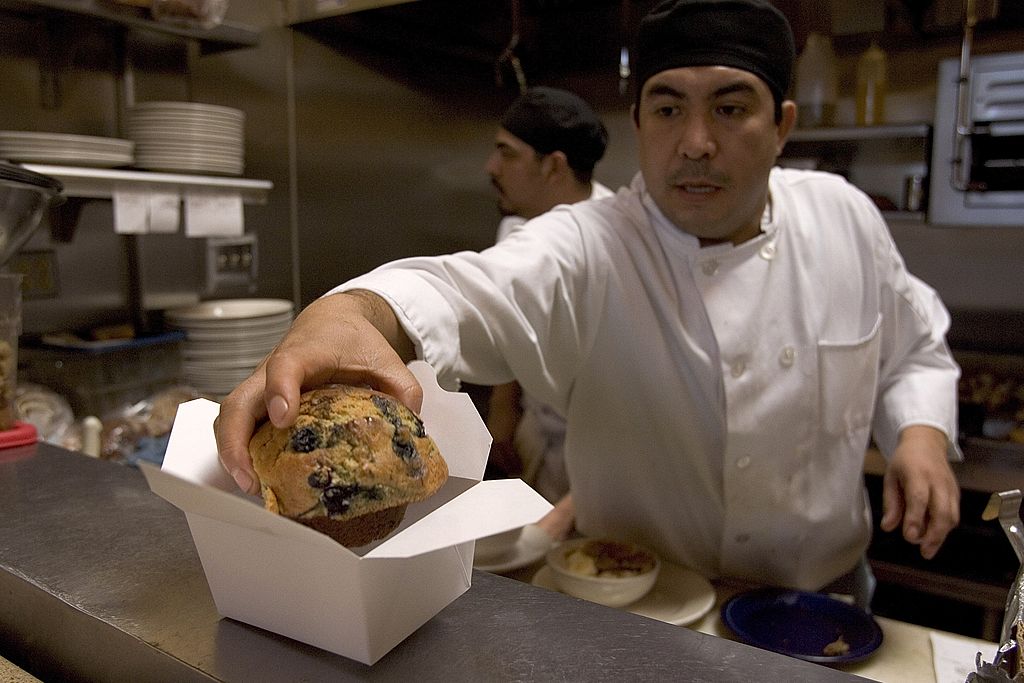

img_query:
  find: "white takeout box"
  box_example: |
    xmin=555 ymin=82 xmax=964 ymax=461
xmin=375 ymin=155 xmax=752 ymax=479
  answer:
xmin=141 ymin=361 xmax=552 ymax=664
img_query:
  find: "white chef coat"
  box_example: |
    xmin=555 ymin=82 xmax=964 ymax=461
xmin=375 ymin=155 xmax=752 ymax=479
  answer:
xmin=494 ymin=181 xmax=615 ymax=502
xmin=335 ymin=168 xmax=960 ymax=590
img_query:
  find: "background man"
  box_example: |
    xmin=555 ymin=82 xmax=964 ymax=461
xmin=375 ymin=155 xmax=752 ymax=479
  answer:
xmin=482 ymin=87 xmax=611 ymax=506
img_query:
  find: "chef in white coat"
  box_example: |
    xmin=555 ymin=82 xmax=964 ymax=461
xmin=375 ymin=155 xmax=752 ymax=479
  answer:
xmin=215 ymin=0 xmax=960 ymax=603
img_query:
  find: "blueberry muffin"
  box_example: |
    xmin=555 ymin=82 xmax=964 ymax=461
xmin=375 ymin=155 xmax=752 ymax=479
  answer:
xmin=249 ymin=385 xmax=448 ymax=547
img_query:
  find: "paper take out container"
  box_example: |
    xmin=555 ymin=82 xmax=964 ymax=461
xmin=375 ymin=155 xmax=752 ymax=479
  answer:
xmin=141 ymin=361 xmax=552 ymax=664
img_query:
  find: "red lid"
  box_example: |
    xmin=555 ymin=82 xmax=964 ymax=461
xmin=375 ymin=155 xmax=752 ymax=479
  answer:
xmin=0 ymin=421 xmax=38 ymax=448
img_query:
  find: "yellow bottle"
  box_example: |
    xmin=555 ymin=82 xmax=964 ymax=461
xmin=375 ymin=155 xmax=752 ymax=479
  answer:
xmin=856 ymin=42 xmax=888 ymax=126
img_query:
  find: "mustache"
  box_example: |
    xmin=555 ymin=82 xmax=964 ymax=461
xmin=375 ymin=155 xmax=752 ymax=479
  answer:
xmin=666 ymin=160 xmax=729 ymax=186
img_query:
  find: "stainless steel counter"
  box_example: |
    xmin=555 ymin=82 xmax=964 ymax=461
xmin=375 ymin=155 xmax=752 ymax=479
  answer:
xmin=0 ymin=442 xmax=871 ymax=682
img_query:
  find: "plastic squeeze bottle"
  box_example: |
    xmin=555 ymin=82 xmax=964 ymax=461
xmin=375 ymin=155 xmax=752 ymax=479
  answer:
xmin=856 ymin=42 xmax=888 ymax=126
xmin=794 ymin=33 xmax=838 ymax=128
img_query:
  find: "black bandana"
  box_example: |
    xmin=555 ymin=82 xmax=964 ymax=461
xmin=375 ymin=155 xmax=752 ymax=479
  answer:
xmin=635 ymin=0 xmax=795 ymax=106
xmin=500 ymin=87 xmax=609 ymax=174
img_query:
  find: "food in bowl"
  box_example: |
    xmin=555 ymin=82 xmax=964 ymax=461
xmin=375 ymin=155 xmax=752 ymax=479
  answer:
xmin=249 ymin=385 xmax=448 ymax=547
xmin=546 ymin=538 xmax=660 ymax=607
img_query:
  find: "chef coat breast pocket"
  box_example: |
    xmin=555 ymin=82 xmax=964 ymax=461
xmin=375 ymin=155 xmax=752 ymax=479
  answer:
xmin=818 ymin=314 xmax=882 ymax=436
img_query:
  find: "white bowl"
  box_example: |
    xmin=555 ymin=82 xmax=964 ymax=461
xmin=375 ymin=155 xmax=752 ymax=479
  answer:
xmin=546 ymin=538 xmax=660 ymax=608
xmin=475 ymin=526 xmax=523 ymax=561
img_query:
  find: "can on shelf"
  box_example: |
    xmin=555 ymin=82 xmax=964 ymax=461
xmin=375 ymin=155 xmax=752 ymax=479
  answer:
xmin=903 ymin=174 xmax=926 ymax=212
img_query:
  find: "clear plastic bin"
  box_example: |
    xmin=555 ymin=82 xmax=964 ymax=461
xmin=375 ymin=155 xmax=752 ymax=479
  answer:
xmin=0 ymin=274 xmax=23 ymax=431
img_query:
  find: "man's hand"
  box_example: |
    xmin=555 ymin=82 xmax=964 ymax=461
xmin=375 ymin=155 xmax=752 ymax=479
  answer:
xmin=879 ymin=425 xmax=960 ymax=559
xmin=214 ymin=290 xmax=420 ymax=495
xmin=536 ymin=493 xmax=576 ymax=542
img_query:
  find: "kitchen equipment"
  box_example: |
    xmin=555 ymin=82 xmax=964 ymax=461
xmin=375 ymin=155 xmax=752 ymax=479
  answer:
xmin=127 ymin=101 xmax=244 ymax=176
xmin=971 ymin=489 xmax=1023 ymax=679
xmin=0 ymin=162 xmax=63 ymax=267
xmin=165 ymin=298 xmax=292 ymax=397
xmin=0 ymin=131 xmax=134 ymax=168
xmin=721 ymin=588 xmax=883 ymax=665
xmin=151 ymin=0 xmax=229 ymax=30
xmin=930 ymin=51 xmax=1024 ymax=226
xmin=855 ymin=42 xmax=888 ymax=126
xmin=794 ymin=33 xmax=838 ymax=128
xmin=473 ymin=523 xmax=554 ymax=573
xmin=0 ymin=162 xmax=62 ymax=439
xmin=545 ymin=537 xmax=660 ymax=608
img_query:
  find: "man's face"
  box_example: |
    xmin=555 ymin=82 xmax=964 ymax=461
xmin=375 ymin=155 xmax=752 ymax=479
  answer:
xmin=634 ymin=65 xmax=795 ymax=244
xmin=484 ymin=128 xmax=550 ymax=219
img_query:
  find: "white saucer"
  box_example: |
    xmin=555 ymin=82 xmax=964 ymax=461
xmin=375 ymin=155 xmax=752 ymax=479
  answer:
xmin=474 ymin=524 xmax=554 ymax=573
xmin=532 ymin=561 xmax=716 ymax=626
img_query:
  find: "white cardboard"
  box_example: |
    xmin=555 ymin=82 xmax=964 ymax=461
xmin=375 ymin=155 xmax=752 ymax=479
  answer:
xmin=141 ymin=361 xmax=551 ymax=664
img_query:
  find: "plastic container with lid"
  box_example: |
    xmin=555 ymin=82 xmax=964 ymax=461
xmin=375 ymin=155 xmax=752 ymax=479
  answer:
xmin=856 ymin=42 xmax=888 ymax=126
xmin=0 ymin=273 xmax=23 ymax=433
xmin=794 ymin=33 xmax=838 ymax=128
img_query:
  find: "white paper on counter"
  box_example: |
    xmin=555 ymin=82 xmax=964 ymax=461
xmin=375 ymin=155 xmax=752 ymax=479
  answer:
xmin=930 ymin=630 xmax=998 ymax=683
xmin=113 ymin=185 xmax=149 ymax=234
xmin=148 ymin=190 xmax=181 ymax=233
xmin=184 ymin=190 xmax=243 ymax=237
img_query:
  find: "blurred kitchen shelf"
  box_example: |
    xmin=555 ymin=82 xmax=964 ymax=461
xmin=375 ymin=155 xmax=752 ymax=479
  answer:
xmin=881 ymin=210 xmax=926 ymax=222
xmin=0 ymin=0 xmax=259 ymax=54
xmin=287 ymin=0 xmax=421 ymax=23
xmin=22 ymin=165 xmax=273 ymax=205
xmin=788 ymin=123 xmax=932 ymax=143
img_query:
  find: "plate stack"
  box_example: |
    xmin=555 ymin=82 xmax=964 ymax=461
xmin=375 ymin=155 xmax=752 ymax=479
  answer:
xmin=166 ymin=298 xmax=293 ymax=398
xmin=127 ymin=101 xmax=244 ymax=176
xmin=0 ymin=131 xmax=134 ymax=168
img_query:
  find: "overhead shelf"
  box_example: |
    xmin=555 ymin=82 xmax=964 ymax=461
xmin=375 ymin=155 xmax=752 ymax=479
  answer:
xmin=788 ymin=123 xmax=932 ymax=143
xmin=0 ymin=0 xmax=260 ymax=54
xmin=22 ymin=165 xmax=273 ymax=204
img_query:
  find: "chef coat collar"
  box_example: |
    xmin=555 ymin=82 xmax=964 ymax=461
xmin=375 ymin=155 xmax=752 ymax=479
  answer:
xmin=638 ymin=178 xmax=777 ymax=255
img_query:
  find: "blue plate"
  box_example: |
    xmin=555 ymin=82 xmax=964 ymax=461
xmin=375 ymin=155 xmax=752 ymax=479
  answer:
xmin=721 ymin=588 xmax=883 ymax=664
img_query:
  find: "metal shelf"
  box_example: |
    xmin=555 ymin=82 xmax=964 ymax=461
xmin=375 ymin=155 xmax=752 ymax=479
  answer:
xmin=0 ymin=0 xmax=260 ymax=54
xmin=22 ymin=165 xmax=273 ymax=204
xmin=788 ymin=123 xmax=932 ymax=143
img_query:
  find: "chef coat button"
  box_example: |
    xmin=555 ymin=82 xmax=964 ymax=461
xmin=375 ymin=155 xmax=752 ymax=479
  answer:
xmin=735 ymin=533 xmax=750 ymax=544
xmin=701 ymin=259 xmax=719 ymax=276
xmin=759 ymin=242 xmax=777 ymax=260
xmin=737 ymin=455 xmax=751 ymax=469
xmin=779 ymin=346 xmax=796 ymax=367
xmin=730 ymin=360 xmax=746 ymax=377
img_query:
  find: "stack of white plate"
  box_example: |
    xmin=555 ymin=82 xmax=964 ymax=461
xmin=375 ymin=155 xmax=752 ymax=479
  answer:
xmin=127 ymin=101 xmax=244 ymax=176
xmin=0 ymin=131 xmax=134 ymax=168
xmin=166 ymin=298 xmax=293 ymax=397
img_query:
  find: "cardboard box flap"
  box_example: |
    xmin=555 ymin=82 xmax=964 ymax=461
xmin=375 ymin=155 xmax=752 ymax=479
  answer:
xmin=365 ymin=478 xmax=551 ymax=558
xmin=159 ymin=397 xmax=234 ymax=488
xmin=408 ymin=360 xmax=491 ymax=481
xmin=141 ymin=462 xmax=348 ymax=551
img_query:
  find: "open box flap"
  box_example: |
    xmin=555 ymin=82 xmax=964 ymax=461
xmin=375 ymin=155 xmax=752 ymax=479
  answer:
xmin=141 ymin=462 xmax=351 ymax=552
xmin=365 ymin=478 xmax=552 ymax=558
xmin=408 ymin=360 xmax=492 ymax=480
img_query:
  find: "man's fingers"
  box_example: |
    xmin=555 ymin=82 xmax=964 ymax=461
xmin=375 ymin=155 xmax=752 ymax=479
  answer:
xmin=917 ymin=484 xmax=960 ymax=559
xmin=214 ymin=372 xmax=268 ymax=495
xmin=879 ymin=469 xmax=904 ymax=533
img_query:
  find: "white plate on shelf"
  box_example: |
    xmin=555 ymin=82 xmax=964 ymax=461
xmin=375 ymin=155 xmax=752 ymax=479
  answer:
xmin=166 ymin=298 xmax=293 ymax=322
xmin=474 ymin=524 xmax=555 ymax=574
xmin=532 ymin=560 xmax=716 ymax=626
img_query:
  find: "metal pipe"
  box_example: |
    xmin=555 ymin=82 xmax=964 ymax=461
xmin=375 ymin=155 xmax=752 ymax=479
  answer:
xmin=951 ymin=0 xmax=978 ymax=191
